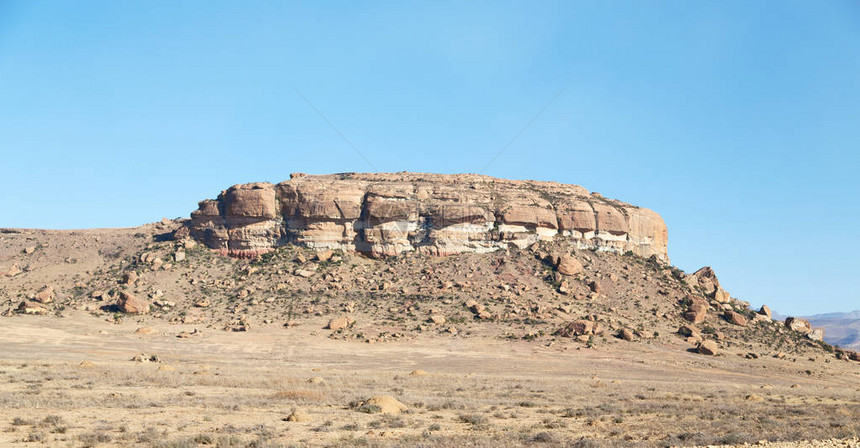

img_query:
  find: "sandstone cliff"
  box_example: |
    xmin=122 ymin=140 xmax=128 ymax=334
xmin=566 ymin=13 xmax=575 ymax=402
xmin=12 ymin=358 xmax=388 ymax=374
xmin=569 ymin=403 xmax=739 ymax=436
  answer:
xmin=185 ymin=172 xmax=669 ymax=261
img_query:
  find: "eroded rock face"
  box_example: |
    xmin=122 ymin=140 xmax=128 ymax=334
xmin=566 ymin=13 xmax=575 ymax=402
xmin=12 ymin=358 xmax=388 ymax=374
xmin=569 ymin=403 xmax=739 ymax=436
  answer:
xmin=187 ymin=173 xmax=669 ymax=261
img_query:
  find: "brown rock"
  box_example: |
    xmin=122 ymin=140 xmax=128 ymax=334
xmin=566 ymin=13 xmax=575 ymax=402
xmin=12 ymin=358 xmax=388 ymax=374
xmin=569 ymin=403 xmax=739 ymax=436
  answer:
xmin=713 ymin=288 xmax=731 ymax=303
xmin=355 ymin=395 xmax=407 ymax=414
xmin=285 ymin=411 xmax=312 ymax=422
xmin=697 ymin=340 xmax=719 ymax=356
xmin=557 ymin=319 xmax=598 ymax=337
xmin=17 ymin=301 xmax=47 ymax=315
xmin=24 ymin=245 xmax=36 ymax=254
xmin=122 ymin=271 xmax=138 ymax=285
xmin=4 ymin=262 xmax=21 ymax=277
xmin=589 ymin=280 xmax=602 ymax=294
xmin=117 ymin=291 xmax=149 ymax=314
xmin=618 ymin=328 xmax=635 ymax=341
xmin=785 ymin=317 xmax=812 ymax=334
xmin=556 ymin=255 xmax=583 ymax=276
xmin=684 ymin=298 xmax=708 ymax=324
xmin=723 ymin=310 xmax=748 ymax=326
xmin=194 ymin=299 xmax=211 ymax=308
xmin=315 ymin=250 xmax=334 ymax=262
xmin=33 ymin=285 xmax=55 ymax=304
xmin=678 ymin=325 xmax=702 ymax=340
xmin=326 ymin=316 xmax=355 ymax=330
xmin=134 ymin=326 xmax=158 ymax=335
xmin=428 ymin=314 xmax=446 ymax=325
xmin=808 ymin=328 xmax=825 ymax=341
xmin=758 ymin=305 xmax=772 ymax=319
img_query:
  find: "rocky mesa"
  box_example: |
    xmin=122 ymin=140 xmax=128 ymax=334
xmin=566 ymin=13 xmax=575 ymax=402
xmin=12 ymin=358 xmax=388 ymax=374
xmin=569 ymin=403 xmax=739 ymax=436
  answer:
xmin=184 ymin=172 xmax=669 ymax=260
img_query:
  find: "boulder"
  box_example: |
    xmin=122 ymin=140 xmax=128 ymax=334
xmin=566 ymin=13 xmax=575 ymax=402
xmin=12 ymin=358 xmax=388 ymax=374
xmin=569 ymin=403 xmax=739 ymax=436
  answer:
xmin=684 ymin=298 xmax=708 ymax=324
xmin=688 ymin=267 xmax=720 ymax=296
xmin=713 ymin=288 xmax=731 ymax=303
xmin=122 ymin=271 xmax=138 ymax=285
xmin=808 ymin=328 xmax=825 ymax=341
xmin=723 ymin=310 xmax=748 ymax=327
xmin=557 ymin=320 xmax=600 ymax=337
xmin=617 ymin=328 xmax=635 ymax=341
xmin=354 ymin=395 xmax=407 ymax=414
xmin=758 ymin=305 xmax=772 ymax=319
xmin=555 ymin=255 xmax=583 ymax=276
xmin=697 ymin=340 xmax=719 ymax=356
xmin=285 ymin=410 xmax=312 ymax=422
xmin=117 ymin=291 xmax=149 ymax=314
xmin=17 ymin=301 xmax=48 ymax=315
xmin=326 ymin=316 xmax=355 ymax=331
xmin=678 ymin=325 xmax=702 ymax=341
xmin=428 ymin=314 xmax=446 ymax=325
xmin=33 ymin=285 xmax=55 ymax=304
xmin=785 ymin=317 xmax=812 ymax=334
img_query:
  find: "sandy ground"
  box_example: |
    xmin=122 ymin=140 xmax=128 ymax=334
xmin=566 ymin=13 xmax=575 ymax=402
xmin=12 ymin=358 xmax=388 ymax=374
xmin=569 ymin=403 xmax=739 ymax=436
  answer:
xmin=1 ymin=311 xmax=858 ymax=447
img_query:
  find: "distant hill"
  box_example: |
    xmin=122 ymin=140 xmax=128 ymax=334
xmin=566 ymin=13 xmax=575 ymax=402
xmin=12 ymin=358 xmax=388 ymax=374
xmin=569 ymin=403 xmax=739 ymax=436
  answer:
xmin=806 ymin=311 xmax=860 ymax=350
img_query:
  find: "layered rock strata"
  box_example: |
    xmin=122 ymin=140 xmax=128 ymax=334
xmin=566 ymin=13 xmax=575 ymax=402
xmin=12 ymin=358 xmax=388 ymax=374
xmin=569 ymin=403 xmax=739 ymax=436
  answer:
xmin=186 ymin=172 xmax=669 ymax=261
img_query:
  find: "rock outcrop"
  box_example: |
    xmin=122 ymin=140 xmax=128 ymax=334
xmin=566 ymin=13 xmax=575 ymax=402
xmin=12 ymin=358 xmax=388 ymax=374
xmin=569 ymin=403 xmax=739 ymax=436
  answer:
xmin=187 ymin=173 xmax=669 ymax=261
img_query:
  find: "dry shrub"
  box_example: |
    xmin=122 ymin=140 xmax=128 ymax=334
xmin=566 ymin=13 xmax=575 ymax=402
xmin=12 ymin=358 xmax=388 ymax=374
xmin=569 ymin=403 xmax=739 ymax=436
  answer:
xmin=271 ymin=388 xmax=324 ymax=402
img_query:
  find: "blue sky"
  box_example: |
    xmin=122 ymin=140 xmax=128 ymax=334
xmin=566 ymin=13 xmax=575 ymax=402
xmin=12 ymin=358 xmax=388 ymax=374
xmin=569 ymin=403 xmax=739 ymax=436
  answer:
xmin=1 ymin=1 xmax=858 ymax=315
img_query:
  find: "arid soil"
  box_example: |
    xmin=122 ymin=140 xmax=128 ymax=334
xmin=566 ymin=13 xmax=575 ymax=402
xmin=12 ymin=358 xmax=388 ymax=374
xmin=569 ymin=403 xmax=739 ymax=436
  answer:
xmin=1 ymin=224 xmax=859 ymax=447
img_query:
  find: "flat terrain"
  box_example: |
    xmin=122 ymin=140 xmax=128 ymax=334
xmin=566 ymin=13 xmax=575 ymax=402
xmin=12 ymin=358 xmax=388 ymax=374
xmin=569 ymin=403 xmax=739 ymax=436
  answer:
xmin=1 ymin=311 xmax=859 ymax=447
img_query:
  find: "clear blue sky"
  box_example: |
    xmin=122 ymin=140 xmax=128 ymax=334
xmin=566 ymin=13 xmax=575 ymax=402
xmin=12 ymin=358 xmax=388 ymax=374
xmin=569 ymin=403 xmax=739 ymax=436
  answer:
xmin=1 ymin=1 xmax=858 ymax=316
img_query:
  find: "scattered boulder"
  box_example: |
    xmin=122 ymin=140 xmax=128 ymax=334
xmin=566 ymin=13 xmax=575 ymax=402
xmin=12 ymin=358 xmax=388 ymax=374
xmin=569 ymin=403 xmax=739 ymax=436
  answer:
xmin=174 ymin=251 xmax=186 ymax=262
xmin=713 ymin=288 xmax=731 ymax=303
xmin=683 ymin=297 xmax=708 ymax=324
xmin=758 ymin=305 xmax=772 ymax=319
xmin=678 ymin=325 xmax=702 ymax=341
xmin=465 ymin=299 xmax=492 ymax=320
xmin=295 ymin=269 xmax=316 ymax=278
xmin=134 ymin=326 xmax=158 ymax=335
xmin=326 ymin=315 xmax=355 ymax=331
xmin=285 ymin=410 xmax=312 ymax=422
xmin=117 ymin=291 xmax=149 ymax=314
xmin=697 ymin=340 xmax=719 ymax=356
xmin=315 ymin=250 xmax=334 ymax=262
xmin=194 ymin=299 xmax=211 ymax=308
xmin=17 ymin=301 xmax=47 ymax=315
xmin=723 ymin=310 xmax=748 ymax=327
xmin=33 ymin=285 xmax=55 ymax=304
xmin=688 ymin=267 xmax=720 ymax=296
xmin=131 ymin=353 xmax=160 ymax=363
xmin=428 ymin=314 xmax=446 ymax=325
xmin=808 ymin=328 xmax=825 ymax=341
xmin=354 ymin=395 xmax=407 ymax=414
xmin=23 ymin=245 xmax=36 ymax=254
xmin=785 ymin=317 xmax=812 ymax=334
xmin=555 ymin=255 xmax=583 ymax=276
xmin=617 ymin=328 xmax=635 ymax=341
xmin=4 ymin=262 xmax=22 ymax=277
xmin=121 ymin=271 xmax=138 ymax=285
xmin=556 ymin=319 xmax=601 ymax=337
xmin=588 ymin=280 xmax=602 ymax=294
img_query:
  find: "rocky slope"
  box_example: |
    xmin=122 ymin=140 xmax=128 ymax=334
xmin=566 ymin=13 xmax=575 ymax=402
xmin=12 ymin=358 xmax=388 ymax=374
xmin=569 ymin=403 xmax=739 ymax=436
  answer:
xmin=184 ymin=172 xmax=669 ymax=260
